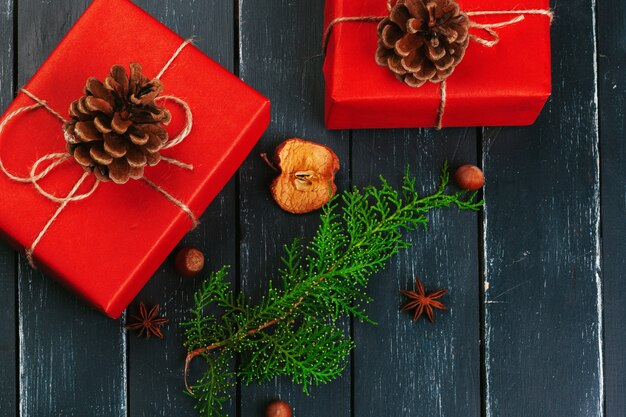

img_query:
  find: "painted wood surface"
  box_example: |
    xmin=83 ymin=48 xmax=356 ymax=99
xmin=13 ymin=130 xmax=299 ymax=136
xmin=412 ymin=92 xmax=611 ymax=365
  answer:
xmin=597 ymin=0 xmax=626 ymax=415
xmin=481 ymin=0 xmax=603 ymax=415
xmin=16 ymin=1 xmax=126 ymax=416
xmin=0 ymin=0 xmax=621 ymax=416
xmin=351 ymin=129 xmax=481 ymax=417
xmin=0 ymin=1 xmax=16 ymax=415
xmin=127 ymin=2 xmax=237 ymax=417
xmin=237 ymin=1 xmax=351 ymax=415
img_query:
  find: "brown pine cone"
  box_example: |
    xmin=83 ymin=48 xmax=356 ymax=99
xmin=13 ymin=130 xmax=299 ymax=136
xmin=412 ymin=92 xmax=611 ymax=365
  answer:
xmin=375 ymin=0 xmax=470 ymax=87
xmin=63 ymin=63 xmax=171 ymax=184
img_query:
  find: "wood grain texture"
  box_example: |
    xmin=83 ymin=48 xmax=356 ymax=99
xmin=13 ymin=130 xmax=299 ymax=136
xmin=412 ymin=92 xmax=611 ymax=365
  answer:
xmin=351 ymin=129 xmax=481 ymax=417
xmin=17 ymin=2 xmax=126 ymax=416
xmin=0 ymin=1 xmax=16 ymax=416
xmin=127 ymin=1 xmax=237 ymax=416
xmin=481 ymin=1 xmax=603 ymax=416
xmin=237 ymin=0 xmax=351 ymax=415
xmin=597 ymin=0 xmax=626 ymax=414
xmin=2 ymin=0 xmax=621 ymax=416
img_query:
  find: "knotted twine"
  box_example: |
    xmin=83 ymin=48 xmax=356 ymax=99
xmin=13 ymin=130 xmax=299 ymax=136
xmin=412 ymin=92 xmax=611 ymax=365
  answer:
xmin=0 ymin=39 xmax=199 ymax=267
xmin=322 ymin=1 xmax=554 ymax=129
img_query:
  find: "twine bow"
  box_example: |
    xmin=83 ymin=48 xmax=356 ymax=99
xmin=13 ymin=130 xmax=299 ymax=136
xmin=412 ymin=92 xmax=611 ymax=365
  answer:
xmin=0 ymin=39 xmax=199 ymax=267
xmin=322 ymin=1 xmax=554 ymax=129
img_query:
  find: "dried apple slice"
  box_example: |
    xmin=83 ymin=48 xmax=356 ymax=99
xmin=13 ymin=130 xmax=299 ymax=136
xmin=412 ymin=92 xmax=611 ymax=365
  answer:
xmin=267 ymin=138 xmax=340 ymax=214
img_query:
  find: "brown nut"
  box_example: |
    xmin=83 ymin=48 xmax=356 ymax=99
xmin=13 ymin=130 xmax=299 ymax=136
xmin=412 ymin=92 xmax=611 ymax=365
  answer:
xmin=175 ymin=247 xmax=205 ymax=277
xmin=267 ymin=138 xmax=340 ymax=214
xmin=454 ymin=165 xmax=484 ymax=191
xmin=266 ymin=400 xmax=292 ymax=417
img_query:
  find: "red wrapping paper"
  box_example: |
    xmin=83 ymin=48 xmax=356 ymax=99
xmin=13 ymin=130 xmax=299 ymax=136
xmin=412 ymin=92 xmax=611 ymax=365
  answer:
xmin=323 ymin=0 xmax=551 ymax=129
xmin=0 ymin=0 xmax=270 ymax=318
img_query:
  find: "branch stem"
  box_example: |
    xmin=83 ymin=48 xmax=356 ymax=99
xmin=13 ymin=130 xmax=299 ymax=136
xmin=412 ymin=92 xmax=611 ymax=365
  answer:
xmin=184 ymin=295 xmax=306 ymax=393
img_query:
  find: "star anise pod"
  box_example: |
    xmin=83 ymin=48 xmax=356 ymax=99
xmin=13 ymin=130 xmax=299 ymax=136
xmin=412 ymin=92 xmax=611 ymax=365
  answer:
xmin=125 ymin=302 xmax=168 ymax=338
xmin=400 ymin=276 xmax=447 ymax=322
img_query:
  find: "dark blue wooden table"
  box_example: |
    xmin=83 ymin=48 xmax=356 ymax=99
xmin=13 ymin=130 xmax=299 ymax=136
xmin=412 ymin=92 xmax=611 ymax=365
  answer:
xmin=0 ymin=1 xmax=623 ymax=416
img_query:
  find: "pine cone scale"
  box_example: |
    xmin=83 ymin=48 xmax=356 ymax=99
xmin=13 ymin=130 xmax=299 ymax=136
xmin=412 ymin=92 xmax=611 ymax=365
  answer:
xmin=93 ymin=117 xmax=113 ymax=134
xmin=110 ymin=66 xmax=129 ymax=92
xmin=74 ymin=146 xmax=93 ymax=167
xmin=93 ymin=166 xmax=109 ymax=182
xmin=427 ymin=42 xmax=446 ymax=60
xmin=401 ymin=50 xmax=424 ymax=72
xmin=74 ymin=121 xmax=101 ymax=142
xmin=76 ymin=98 xmax=90 ymax=116
xmin=388 ymin=55 xmax=407 ymax=75
xmin=69 ymin=102 xmax=88 ymax=121
xmin=396 ymin=33 xmax=422 ymax=57
xmin=84 ymin=96 xmax=114 ymax=115
xmin=129 ymin=129 xmax=149 ymax=146
xmin=376 ymin=0 xmax=470 ymax=87
xmin=89 ymin=142 xmax=113 ymax=165
xmin=380 ymin=23 xmax=401 ymax=49
xmin=144 ymin=132 xmax=163 ymax=153
xmin=389 ymin=2 xmax=410 ymax=28
xmin=146 ymin=152 xmax=161 ymax=167
xmin=407 ymin=18 xmax=423 ymax=34
xmin=110 ymin=113 xmax=131 ymax=134
xmin=103 ymin=134 xmax=127 ymax=158
xmin=109 ymin=158 xmax=131 ymax=184
xmin=403 ymin=0 xmax=425 ymax=17
xmin=126 ymin=147 xmax=147 ymax=168
xmin=128 ymin=63 xmax=142 ymax=95
xmin=64 ymin=63 xmax=171 ymax=184
xmin=434 ymin=54 xmax=455 ymax=71
xmin=85 ymin=78 xmax=113 ymax=101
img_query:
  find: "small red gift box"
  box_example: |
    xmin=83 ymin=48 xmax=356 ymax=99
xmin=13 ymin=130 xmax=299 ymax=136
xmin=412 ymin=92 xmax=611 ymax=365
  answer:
xmin=323 ymin=0 xmax=551 ymax=129
xmin=0 ymin=0 xmax=270 ymax=318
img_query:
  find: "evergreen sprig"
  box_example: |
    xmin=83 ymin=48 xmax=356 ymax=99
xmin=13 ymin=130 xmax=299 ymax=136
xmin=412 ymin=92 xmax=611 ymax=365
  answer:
xmin=182 ymin=163 xmax=482 ymax=417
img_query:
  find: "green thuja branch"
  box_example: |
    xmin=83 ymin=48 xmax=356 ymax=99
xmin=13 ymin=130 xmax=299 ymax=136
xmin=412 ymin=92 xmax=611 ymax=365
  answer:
xmin=182 ymin=163 xmax=482 ymax=417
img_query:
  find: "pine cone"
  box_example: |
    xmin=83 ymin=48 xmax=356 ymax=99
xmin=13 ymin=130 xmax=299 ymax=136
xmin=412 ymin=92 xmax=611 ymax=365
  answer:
xmin=63 ymin=63 xmax=171 ymax=184
xmin=375 ymin=0 xmax=470 ymax=87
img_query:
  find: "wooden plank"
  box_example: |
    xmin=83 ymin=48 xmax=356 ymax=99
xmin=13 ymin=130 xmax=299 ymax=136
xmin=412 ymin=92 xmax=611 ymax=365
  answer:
xmin=127 ymin=1 xmax=237 ymax=416
xmin=237 ymin=0 xmax=351 ymax=415
xmin=597 ymin=0 xmax=626 ymax=415
xmin=481 ymin=0 xmax=603 ymax=415
xmin=16 ymin=2 xmax=126 ymax=416
xmin=351 ymin=129 xmax=481 ymax=417
xmin=0 ymin=1 xmax=16 ymax=415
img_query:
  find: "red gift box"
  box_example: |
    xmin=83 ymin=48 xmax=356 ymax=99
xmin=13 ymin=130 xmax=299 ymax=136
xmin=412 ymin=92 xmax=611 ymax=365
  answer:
xmin=0 ymin=0 xmax=270 ymax=318
xmin=323 ymin=0 xmax=551 ymax=129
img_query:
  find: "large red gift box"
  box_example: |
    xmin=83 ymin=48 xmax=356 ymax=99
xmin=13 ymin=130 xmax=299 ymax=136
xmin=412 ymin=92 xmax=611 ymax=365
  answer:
xmin=0 ymin=0 xmax=270 ymax=318
xmin=323 ymin=0 xmax=551 ymax=129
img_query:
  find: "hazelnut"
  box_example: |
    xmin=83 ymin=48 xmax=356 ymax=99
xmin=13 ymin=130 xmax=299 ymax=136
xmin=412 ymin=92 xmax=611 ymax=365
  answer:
xmin=266 ymin=138 xmax=340 ymax=214
xmin=453 ymin=165 xmax=484 ymax=191
xmin=175 ymin=247 xmax=205 ymax=277
xmin=266 ymin=400 xmax=292 ymax=417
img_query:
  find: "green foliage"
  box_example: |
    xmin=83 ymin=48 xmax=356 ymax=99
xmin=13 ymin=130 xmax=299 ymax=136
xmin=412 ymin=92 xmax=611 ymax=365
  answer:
xmin=185 ymin=350 xmax=234 ymax=417
xmin=182 ymin=163 xmax=482 ymax=417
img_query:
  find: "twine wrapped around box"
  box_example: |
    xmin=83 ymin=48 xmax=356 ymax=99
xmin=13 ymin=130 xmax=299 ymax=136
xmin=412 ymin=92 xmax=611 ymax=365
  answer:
xmin=323 ymin=0 xmax=553 ymax=129
xmin=0 ymin=39 xmax=199 ymax=267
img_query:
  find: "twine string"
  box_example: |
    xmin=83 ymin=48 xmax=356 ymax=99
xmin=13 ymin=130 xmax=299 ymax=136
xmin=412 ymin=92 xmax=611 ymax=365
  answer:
xmin=0 ymin=103 xmax=49 ymax=183
xmin=25 ymin=171 xmax=95 ymax=266
xmin=322 ymin=5 xmax=553 ymax=129
xmin=0 ymin=39 xmax=199 ymax=266
xmin=467 ymin=9 xmax=554 ymax=23
xmin=155 ymin=38 xmax=195 ymax=80
xmin=160 ymin=95 xmax=194 ymax=149
xmin=160 ymin=156 xmax=194 ymax=171
xmin=142 ymin=176 xmax=199 ymax=228
xmin=469 ymin=15 xmax=526 ymax=47
xmin=29 ymin=153 xmax=100 ymax=203
xmin=20 ymin=89 xmax=67 ymax=123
